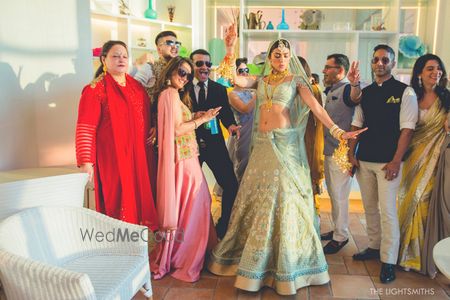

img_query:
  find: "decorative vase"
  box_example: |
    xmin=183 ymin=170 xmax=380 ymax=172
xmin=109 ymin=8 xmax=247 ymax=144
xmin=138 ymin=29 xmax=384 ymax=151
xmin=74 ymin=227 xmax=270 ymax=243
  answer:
xmin=266 ymin=21 xmax=274 ymax=30
xmin=119 ymin=0 xmax=130 ymax=15
xmin=277 ymin=8 xmax=289 ymax=30
xmin=167 ymin=5 xmax=175 ymax=22
xmin=144 ymin=0 xmax=157 ymax=19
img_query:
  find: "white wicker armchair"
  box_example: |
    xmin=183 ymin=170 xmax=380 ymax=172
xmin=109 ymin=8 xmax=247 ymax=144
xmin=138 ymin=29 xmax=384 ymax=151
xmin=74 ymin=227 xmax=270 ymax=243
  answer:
xmin=0 ymin=206 xmax=153 ymax=300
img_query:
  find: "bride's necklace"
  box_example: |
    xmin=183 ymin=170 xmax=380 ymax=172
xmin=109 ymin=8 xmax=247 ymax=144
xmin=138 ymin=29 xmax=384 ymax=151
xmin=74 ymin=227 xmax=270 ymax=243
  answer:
xmin=268 ymin=69 xmax=289 ymax=83
xmin=263 ymin=69 xmax=289 ymax=112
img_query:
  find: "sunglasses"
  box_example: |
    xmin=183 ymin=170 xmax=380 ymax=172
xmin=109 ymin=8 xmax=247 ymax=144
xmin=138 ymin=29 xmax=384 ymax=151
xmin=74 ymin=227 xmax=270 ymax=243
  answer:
xmin=195 ymin=60 xmax=212 ymax=68
xmin=237 ymin=68 xmax=249 ymax=74
xmin=177 ymin=68 xmax=193 ymax=81
xmin=323 ymin=65 xmax=341 ymax=70
xmin=161 ymin=40 xmax=182 ymax=48
xmin=371 ymin=57 xmax=391 ymax=65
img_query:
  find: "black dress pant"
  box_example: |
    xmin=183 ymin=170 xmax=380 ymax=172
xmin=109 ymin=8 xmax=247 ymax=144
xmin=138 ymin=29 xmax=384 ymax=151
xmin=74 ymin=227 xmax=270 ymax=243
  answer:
xmin=199 ymin=138 xmax=238 ymax=239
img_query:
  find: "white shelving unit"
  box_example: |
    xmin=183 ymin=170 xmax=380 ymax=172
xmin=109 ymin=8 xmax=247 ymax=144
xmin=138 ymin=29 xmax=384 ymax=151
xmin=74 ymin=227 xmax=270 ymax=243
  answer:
xmin=206 ymin=0 xmax=429 ymax=83
xmin=90 ymin=0 xmax=195 ymax=72
xmin=237 ymin=0 xmax=404 ymax=82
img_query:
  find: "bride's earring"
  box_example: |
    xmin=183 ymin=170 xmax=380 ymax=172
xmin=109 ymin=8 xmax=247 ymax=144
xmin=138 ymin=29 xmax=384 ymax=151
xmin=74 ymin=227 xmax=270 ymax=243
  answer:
xmin=418 ymin=76 xmax=422 ymax=88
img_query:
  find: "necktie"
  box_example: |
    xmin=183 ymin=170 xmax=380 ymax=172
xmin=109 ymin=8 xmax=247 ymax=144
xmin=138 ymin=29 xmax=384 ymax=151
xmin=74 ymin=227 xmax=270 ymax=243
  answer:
xmin=198 ymin=81 xmax=206 ymax=106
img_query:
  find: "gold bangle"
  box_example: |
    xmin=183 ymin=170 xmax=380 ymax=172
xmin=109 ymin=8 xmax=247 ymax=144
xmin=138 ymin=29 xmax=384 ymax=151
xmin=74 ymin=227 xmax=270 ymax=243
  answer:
xmin=336 ymin=129 xmax=345 ymax=140
xmin=216 ymin=53 xmax=236 ymax=83
xmin=329 ymin=124 xmax=339 ymax=137
xmin=224 ymin=53 xmax=236 ymax=64
xmin=330 ymin=124 xmax=344 ymax=140
xmin=330 ymin=124 xmax=338 ymax=132
xmin=193 ymin=120 xmax=197 ymax=129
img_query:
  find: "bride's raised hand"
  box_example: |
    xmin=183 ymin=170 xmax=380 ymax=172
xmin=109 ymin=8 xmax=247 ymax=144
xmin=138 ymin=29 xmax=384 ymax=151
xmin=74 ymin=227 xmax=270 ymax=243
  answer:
xmin=225 ymin=23 xmax=237 ymax=50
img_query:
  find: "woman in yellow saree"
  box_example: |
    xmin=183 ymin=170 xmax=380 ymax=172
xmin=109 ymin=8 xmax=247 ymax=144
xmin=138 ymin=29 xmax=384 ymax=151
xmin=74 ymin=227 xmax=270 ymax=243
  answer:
xmin=298 ymin=56 xmax=325 ymax=215
xmin=398 ymin=54 xmax=450 ymax=276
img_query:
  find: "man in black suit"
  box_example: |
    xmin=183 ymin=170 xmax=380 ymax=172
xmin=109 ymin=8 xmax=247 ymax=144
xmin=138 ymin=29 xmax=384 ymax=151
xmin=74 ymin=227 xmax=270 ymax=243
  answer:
xmin=189 ymin=49 xmax=240 ymax=239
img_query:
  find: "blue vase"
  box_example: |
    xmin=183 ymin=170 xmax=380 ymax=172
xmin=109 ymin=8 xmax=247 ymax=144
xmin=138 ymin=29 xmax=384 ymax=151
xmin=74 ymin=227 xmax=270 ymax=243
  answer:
xmin=277 ymin=9 xmax=289 ymax=30
xmin=144 ymin=0 xmax=157 ymax=19
xmin=266 ymin=21 xmax=274 ymax=30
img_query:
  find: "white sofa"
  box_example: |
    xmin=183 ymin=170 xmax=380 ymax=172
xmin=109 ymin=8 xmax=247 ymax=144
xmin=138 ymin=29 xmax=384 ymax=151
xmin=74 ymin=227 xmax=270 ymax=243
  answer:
xmin=0 ymin=206 xmax=152 ymax=300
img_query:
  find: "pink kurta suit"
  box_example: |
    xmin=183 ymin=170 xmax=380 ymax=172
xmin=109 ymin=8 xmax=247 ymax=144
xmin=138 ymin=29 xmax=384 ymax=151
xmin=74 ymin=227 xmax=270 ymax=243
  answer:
xmin=151 ymin=87 xmax=212 ymax=282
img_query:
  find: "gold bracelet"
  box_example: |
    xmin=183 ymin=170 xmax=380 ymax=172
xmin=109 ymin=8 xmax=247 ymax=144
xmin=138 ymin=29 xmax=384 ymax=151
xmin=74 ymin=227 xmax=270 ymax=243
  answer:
xmin=193 ymin=120 xmax=197 ymax=129
xmin=335 ymin=129 xmax=345 ymax=140
xmin=329 ymin=124 xmax=352 ymax=172
xmin=330 ymin=125 xmax=338 ymax=137
xmin=216 ymin=53 xmax=236 ymax=83
xmin=330 ymin=124 xmax=339 ymax=133
xmin=330 ymin=124 xmax=344 ymax=140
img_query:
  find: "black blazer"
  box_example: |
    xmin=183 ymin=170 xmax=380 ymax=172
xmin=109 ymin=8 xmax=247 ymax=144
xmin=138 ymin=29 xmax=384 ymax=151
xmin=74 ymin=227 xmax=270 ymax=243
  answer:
xmin=189 ymin=79 xmax=237 ymax=144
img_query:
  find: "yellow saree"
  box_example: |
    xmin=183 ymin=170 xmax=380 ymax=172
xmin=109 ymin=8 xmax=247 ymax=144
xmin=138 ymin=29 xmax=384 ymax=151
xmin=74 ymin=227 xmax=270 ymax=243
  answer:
xmin=398 ymin=98 xmax=447 ymax=271
xmin=305 ymin=83 xmax=325 ymax=214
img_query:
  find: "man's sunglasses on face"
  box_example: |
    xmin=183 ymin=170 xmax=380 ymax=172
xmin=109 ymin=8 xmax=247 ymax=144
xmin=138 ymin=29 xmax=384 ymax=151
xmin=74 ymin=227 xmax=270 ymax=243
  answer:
xmin=237 ymin=68 xmax=249 ymax=74
xmin=371 ymin=57 xmax=390 ymax=65
xmin=323 ymin=65 xmax=340 ymax=70
xmin=195 ymin=61 xmax=212 ymax=68
xmin=160 ymin=40 xmax=182 ymax=48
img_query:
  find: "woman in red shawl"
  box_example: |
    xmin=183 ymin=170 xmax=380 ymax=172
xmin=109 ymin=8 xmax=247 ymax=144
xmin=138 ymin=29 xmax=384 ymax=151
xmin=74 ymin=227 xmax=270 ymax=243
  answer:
xmin=75 ymin=40 xmax=158 ymax=231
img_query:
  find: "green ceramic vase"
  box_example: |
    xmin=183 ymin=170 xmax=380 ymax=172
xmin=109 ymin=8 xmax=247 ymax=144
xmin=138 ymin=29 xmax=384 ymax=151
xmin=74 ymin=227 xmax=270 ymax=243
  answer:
xmin=144 ymin=0 xmax=157 ymax=19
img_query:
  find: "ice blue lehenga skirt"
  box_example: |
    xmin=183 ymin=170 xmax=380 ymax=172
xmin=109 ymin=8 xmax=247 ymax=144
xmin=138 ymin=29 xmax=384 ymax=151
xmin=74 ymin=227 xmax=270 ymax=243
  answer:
xmin=208 ymin=128 xmax=329 ymax=295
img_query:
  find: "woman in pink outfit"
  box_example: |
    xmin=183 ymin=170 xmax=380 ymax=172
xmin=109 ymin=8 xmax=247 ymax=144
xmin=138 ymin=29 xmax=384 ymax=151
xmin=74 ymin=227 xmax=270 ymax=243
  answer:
xmin=150 ymin=56 xmax=220 ymax=282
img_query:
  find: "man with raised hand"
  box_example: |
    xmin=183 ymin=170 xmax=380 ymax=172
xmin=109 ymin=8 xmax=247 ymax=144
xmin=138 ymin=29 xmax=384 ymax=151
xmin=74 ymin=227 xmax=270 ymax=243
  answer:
xmin=321 ymin=53 xmax=362 ymax=255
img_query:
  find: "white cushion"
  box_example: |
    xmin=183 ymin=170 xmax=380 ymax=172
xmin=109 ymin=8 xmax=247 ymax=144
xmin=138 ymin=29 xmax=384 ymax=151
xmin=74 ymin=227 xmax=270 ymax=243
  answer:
xmin=63 ymin=255 xmax=150 ymax=300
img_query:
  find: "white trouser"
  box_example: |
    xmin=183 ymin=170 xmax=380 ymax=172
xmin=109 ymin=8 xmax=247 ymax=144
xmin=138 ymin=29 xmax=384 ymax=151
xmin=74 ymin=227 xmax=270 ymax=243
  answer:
xmin=356 ymin=160 xmax=402 ymax=264
xmin=324 ymin=155 xmax=352 ymax=242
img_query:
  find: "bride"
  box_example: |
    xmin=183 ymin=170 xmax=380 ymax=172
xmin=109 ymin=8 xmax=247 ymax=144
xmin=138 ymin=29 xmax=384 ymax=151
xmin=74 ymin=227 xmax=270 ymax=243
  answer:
xmin=208 ymin=26 xmax=366 ymax=295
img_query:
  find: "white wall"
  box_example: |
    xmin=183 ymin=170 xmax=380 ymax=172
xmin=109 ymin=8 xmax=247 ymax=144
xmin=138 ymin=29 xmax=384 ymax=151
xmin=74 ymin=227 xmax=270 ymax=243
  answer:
xmin=422 ymin=0 xmax=450 ymax=68
xmin=0 ymin=0 xmax=92 ymax=170
xmin=437 ymin=0 xmax=450 ymax=68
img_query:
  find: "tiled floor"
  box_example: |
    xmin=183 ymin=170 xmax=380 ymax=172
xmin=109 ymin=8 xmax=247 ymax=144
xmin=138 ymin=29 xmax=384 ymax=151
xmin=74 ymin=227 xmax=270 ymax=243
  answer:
xmin=1 ymin=199 xmax=447 ymax=300
xmin=132 ymin=196 xmax=450 ymax=300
